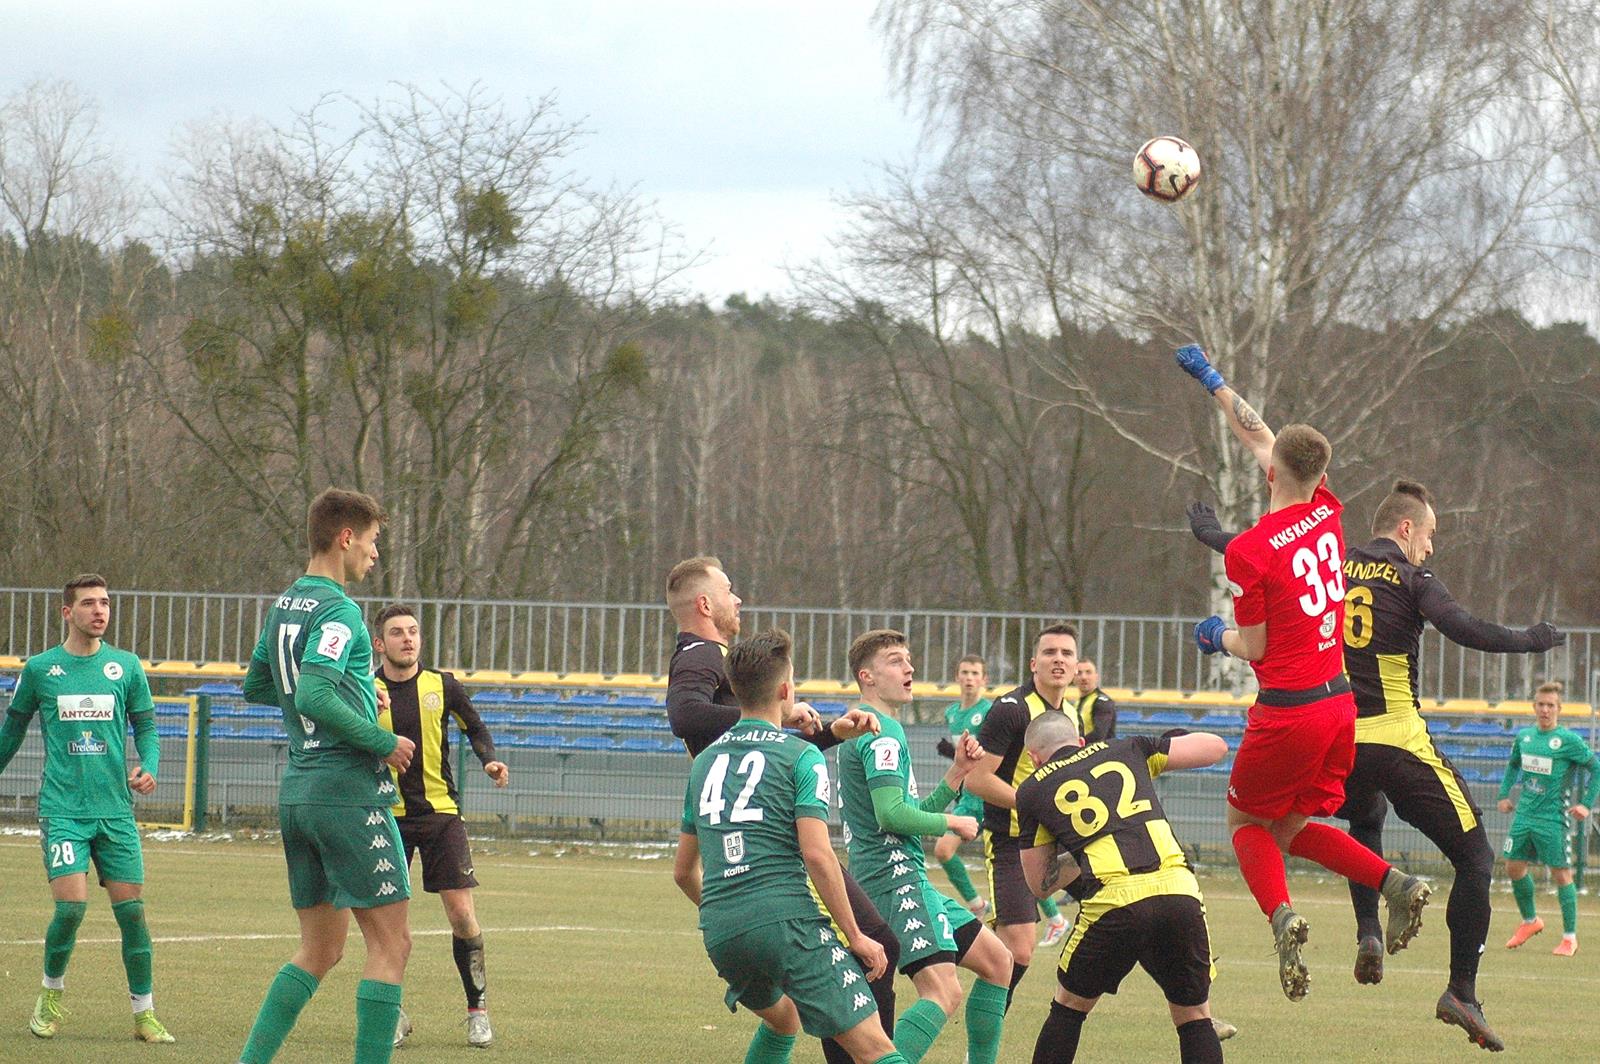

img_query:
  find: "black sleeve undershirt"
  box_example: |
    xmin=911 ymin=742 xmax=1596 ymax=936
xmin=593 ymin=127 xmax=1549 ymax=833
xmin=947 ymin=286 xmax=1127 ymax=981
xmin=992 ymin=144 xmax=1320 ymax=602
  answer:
xmin=1413 ymin=573 xmax=1538 ymax=653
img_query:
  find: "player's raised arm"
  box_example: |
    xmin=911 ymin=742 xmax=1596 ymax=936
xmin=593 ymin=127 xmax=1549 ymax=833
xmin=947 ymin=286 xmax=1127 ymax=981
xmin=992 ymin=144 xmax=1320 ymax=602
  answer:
xmin=1175 ymin=344 xmax=1275 ymax=476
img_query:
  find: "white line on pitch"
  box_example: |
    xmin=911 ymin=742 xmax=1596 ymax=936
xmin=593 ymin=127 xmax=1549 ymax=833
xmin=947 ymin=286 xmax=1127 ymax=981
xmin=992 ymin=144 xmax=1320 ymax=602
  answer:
xmin=0 ymin=924 xmax=697 ymax=948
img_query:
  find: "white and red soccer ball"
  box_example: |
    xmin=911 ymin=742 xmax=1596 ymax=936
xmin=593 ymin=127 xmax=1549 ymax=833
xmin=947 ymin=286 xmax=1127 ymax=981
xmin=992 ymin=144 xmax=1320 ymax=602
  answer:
xmin=1133 ymin=136 xmax=1201 ymax=203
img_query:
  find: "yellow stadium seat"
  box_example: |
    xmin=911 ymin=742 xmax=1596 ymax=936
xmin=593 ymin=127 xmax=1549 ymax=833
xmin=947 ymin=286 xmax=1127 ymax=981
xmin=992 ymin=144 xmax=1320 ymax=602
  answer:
xmin=146 ymin=661 xmax=202 ymax=675
xmin=1184 ymin=691 xmax=1249 ymax=707
xmin=0 ymin=654 xmax=26 ymax=669
xmin=463 ymin=670 xmax=517 ymax=685
xmin=195 ymin=661 xmax=246 ymax=676
xmin=1123 ymin=689 xmax=1188 ymax=705
xmin=602 ymin=672 xmax=660 ymax=689
xmin=507 ymin=671 xmax=565 ymax=687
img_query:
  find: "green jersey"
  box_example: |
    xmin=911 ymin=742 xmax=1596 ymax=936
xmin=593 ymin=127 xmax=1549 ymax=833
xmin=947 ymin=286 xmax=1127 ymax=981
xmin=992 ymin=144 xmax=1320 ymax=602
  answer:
xmin=838 ymin=709 xmax=924 ymax=891
xmin=944 ymin=697 xmax=992 ymax=740
xmin=250 ymin=575 xmax=391 ymax=807
xmin=1499 ymin=725 xmax=1600 ymax=826
xmin=6 ymin=643 xmax=153 ymax=819
xmin=681 ymin=718 xmax=833 ymax=946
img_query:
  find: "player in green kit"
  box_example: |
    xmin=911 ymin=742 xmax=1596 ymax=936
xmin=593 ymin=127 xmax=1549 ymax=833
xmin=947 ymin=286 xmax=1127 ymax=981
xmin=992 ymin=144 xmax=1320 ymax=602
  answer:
xmin=236 ymin=489 xmax=418 ymax=1064
xmin=932 ymin=655 xmax=992 ymax=915
xmin=838 ymin=630 xmax=1015 ymax=1064
xmin=932 ymin=656 xmax=1069 ymax=943
xmin=1498 ymin=681 xmax=1600 ymax=956
xmin=674 ymin=630 xmax=909 ymax=1064
xmin=0 ymin=574 xmax=174 ymax=1043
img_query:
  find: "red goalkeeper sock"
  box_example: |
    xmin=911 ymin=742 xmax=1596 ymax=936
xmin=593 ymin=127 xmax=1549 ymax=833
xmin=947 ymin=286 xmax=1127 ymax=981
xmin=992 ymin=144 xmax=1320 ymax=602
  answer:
xmin=1232 ymin=823 xmax=1290 ymax=917
xmin=1288 ymin=822 xmax=1390 ymax=890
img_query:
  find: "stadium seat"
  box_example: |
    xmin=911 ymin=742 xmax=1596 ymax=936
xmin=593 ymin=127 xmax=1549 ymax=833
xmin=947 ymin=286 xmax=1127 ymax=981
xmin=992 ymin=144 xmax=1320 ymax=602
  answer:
xmin=564 ymin=736 xmax=615 ymax=751
xmin=811 ymin=701 xmax=850 ymax=715
xmin=612 ymin=694 xmax=663 ymax=708
xmin=513 ymin=734 xmax=563 ymax=750
xmin=610 ymin=715 xmax=662 ymax=731
xmin=1142 ymin=711 xmax=1194 ymax=727
xmin=618 ymin=738 xmax=669 ymax=753
xmin=186 ymin=682 xmax=246 ymax=696
xmin=472 ymin=689 xmax=522 ymax=705
xmin=1194 ymin=713 xmax=1243 ymax=729
xmin=0 ymin=675 xmax=17 ymax=692
xmin=1454 ymin=720 xmax=1511 ymax=737
xmin=522 ymin=712 xmax=568 ymax=727
xmin=561 ymin=694 xmax=612 ymax=707
xmin=566 ymin=714 xmax=612 ymax=730
xmin=155 ymin=723 xmax=188 ymax=738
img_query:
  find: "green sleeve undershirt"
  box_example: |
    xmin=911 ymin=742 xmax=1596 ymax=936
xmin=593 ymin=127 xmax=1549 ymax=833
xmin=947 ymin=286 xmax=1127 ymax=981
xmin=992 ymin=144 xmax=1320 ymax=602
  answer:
xmin=130 ymin=711 xmax=160 ymax=778
xmin=242 ymin=656 xmax=277 ymax=706
xmin=1582 ymin=757 xmax=1600 ymax=809
xmin=0 ymin=710 xmax=29 ymax=775
xmin=919 ymin=780 xmax=957 ymax=814
xmin=294 ymin=671 xmax=398 ymax=757
xmin=870 ymin=782 xmax=951 ymax=836
xmin=1497 ymin=745 xmax=1521 ymax=800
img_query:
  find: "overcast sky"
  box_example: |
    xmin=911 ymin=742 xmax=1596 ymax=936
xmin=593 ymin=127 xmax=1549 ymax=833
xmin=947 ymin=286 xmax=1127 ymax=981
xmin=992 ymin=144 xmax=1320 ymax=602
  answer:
xmin=2 ymin=1 xmax=923 ymax=303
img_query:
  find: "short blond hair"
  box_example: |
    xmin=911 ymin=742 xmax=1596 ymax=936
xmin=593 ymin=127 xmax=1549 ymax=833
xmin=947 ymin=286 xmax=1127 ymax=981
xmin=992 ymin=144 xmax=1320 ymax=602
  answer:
xmin=665 ymin=555 xmax=722 ymax=611
xmin=1271 ymin=424 xmax=1331 ymax=488
xmin=1536 ymin=681 xmax=1564 ymax=701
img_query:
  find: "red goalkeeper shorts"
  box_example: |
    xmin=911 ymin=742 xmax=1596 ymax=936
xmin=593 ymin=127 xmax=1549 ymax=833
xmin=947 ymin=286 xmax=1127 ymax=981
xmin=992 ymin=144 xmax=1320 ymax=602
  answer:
xmin=1227 ymin=693 xmax=1356 ymax=820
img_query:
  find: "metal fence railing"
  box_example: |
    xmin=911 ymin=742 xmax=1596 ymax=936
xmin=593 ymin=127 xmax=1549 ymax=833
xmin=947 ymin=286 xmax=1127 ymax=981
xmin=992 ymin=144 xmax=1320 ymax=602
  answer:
xmin=3 ymin=587 xmax=1596 ymax=705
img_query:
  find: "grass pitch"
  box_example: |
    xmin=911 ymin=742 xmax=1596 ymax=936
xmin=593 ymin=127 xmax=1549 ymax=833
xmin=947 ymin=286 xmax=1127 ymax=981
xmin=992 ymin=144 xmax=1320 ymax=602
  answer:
xmin=0 ymin=831 xmax=1594 ymax=1062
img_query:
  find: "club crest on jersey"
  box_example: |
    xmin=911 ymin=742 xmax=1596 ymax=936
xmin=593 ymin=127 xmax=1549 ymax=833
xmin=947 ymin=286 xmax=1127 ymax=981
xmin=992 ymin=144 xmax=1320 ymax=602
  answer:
xmin=1319 ymin=611 xmax=1338 ymax=639
xmin=1550 ymin=737 xmax=1563 ymax=750
xmin=102 ymin=660 xmax=124 ymax=681
xmin=68 ymin=730 xmax=108 ymax=756
xmin=423 ymin=691 xmax=444 ymax=711
xmin=723 ymin=831 xmax=746 ymax=863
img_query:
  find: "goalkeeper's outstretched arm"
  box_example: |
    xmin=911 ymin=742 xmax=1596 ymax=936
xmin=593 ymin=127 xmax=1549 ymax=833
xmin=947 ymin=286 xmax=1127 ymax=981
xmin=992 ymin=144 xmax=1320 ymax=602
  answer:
xmin=1174 ymin=344 xmax=1275 ymax=476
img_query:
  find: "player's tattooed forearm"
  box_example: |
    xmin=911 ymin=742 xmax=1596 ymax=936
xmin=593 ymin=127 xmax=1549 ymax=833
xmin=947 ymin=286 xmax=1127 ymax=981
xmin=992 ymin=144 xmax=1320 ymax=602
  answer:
xmin=1042 ymin=847 xmax=1070 ymax=893
xmin=1232 ymin=395 xmax=1265 ymax=432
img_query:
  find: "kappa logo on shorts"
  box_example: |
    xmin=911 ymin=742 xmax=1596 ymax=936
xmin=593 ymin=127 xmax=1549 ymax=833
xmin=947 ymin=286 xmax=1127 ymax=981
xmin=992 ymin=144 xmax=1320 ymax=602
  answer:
xmin=841 ymin=969 xmax=860 ymax=988
xmin=852 ymin=993 xmax=872 ymax=1010
xmin=378 ymin=781 xmax=396 ymax=795
xmin=888 ymin=849 xmax=908 ymax=862
xmin=830 ymin=946 xmax=848 ymax=963
xmin=895 ymin=883 xmax=917 ymax=895
xmin=369 ymin=834 xmax=391 ymax=850
xmin=366 ymin=811 xmax=385 ymax=826
xmin=373 ymin=858 xmax=396 ymax=873
xmin=898 ymin=897 xmax=919 ymax=912
xmin=903 ymin=918 xmax=925 ymax=931
xmin=375 ymin=882 xmax=398 ymax=897
xmin=891 ymin=863 xmax=913 ymax=877
xmin=910 ymin=937 xmax=931 ymax=950
xmin=820 ymin=928 xmax=835 ymax=944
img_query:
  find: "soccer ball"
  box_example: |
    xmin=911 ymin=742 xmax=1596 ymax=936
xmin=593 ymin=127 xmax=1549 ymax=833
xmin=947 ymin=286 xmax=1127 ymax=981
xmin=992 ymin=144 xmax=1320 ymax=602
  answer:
xmin=1132 ymin=136 xmax=1201 ymax=203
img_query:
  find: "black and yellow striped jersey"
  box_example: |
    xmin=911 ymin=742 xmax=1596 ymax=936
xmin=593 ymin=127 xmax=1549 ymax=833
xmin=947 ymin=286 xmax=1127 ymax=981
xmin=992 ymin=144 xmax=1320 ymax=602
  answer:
xmin=976 ymin=680 xmax=1064 ymax=837
xmin=1342 ymin=538 xmax=1543 ymax=720
xmin=376 ymin=667 xmax=497 ymax=817
xmin=1015 ymin=734 xmax=1188 ymax=901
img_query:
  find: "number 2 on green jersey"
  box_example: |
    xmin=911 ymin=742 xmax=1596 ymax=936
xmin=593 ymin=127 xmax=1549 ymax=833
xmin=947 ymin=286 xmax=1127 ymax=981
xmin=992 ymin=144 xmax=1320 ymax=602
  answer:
xmin=698 ymin=751 xmax=767 ymax=825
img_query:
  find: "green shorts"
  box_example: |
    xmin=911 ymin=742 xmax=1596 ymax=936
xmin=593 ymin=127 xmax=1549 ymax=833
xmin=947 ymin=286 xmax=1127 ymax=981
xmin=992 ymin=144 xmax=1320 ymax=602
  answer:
xmin=1504 ymin=821 xmax=1571 ymax=869
xmin=952 ymin=791 xmax=985 ymax=821
xmin=704 ymin=917 xmax=879 ymax=1039
xmin=39 ymin=816 xmax=144 ymax=884
xmin=867 ymin=875 xmax=977 ymax=973
xmin=280 ymin=804 xmax=411 ymax=910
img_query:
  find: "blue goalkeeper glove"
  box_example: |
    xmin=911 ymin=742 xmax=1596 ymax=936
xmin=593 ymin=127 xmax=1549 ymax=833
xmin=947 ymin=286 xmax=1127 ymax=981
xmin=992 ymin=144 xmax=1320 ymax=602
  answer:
xmin=1175 ymin=344 xmax=1225 ymax=394
xmin=1194 ymin=616 xmax=1230 ymax=656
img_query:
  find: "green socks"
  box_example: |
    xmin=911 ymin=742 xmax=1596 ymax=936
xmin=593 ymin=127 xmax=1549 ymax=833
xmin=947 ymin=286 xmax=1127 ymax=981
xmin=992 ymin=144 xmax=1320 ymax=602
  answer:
xmin=1559 ymin=882 xmax=1578 ymax=935
xmin=1038 ymin=895 xmax=1061 ymax=920
xmin=354 ymin=979 xmax=403 ymax=1064
xmin=893 ymin=997 xmax=948 ymax=1064
xmin=942 ymin=856 xmax=979 ymax=902
xmin=43 ymin=900 xmax=86 ymax=982
xmin=1512 ymin=873 xmax=1537 ymax=921
xmin=744 ymin=1023 xmax=797 ymax=1064
xmin=964 ymin=978 xmax=1010 ymax=1064
xmin=240 ymin=964 xmax=319 ymax=1064
xmin=870 ymin=1054 xmax=912 ymax=1064
xmin=112 ymin=898 xmax=154 ymax=996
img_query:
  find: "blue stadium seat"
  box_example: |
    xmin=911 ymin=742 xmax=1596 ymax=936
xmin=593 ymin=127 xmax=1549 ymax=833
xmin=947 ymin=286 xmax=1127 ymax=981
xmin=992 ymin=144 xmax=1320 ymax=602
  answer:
xmin=610 ymin=716 xmax=660 ymax=731
xmin=478 ymin=710 xmax=518 ymax=726
xmin=564 ymin=736 xmax=615 ymax=751
xmin=517 ymin=690 xmax=564 ymax=705
xmin=513 ymin=734 xmax=564 ymax=750
xmin=811 ymin=701 xmax=850 ymax=715
xmin=521 ymin=712 xmax=568 ymax=727
xmin=566 ymin=714 xmax=612 ymax=730
xmin=1194 ymin=713 xmax=1243 ymax=729
xmin=0 ymin=676 xmax=16 ymax=692
xmin=612 ymin=695 xmax=664 ymax=708
xmin=471 ymin=689 xmax=522 ymax=705
xmin=1425 ymin=718 xmax=1450 ymax=733
xmin=186 ymin=683 xmax=245 ymax=696
xmin=618 ymin=738 xmax=669 ymax=753
xmin=560 ymin=694 xmax=612 ymax=707
xmin=1143 ymin=711 xmax=1194 ymax=727
xmin=1454 ymin=720 xmax=1511 ymax=736
xmin=240 ymin=725 xmax=280 ymax=740
xmin=155 ymin=723 xmax=187 ymax=737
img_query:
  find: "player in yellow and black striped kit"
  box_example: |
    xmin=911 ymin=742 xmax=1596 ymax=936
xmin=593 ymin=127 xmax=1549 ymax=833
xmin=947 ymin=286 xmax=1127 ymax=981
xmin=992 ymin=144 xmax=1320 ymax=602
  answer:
xmin=373 ymin=604 xmax=509 ymax=1050
xmin=1015 ymin=711 xmax=1228 ymax=1063
xmin=1190 ymin=480 xmax=1564 ymax=1052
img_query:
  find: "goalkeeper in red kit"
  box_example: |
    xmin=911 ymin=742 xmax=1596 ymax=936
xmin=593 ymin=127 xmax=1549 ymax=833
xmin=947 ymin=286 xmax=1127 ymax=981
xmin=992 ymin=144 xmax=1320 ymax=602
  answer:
xmin=1174 ymin=344 xmax=1431 ymax=1003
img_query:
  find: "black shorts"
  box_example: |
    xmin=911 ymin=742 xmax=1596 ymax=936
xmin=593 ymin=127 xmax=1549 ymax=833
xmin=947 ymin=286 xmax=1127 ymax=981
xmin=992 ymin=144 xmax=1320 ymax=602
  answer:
xmin=1058 ymin=893 xmax=1212 ymax=1007
xmin=983 ymin=832 xmax=1037 ymax=926
xmin=900 ymin=905 xmax=984 ymax=979
xmin=1339 ymin=734 xmax=1485 ymax=846
xmin=396 ymin=812 xmax=479 ymax=893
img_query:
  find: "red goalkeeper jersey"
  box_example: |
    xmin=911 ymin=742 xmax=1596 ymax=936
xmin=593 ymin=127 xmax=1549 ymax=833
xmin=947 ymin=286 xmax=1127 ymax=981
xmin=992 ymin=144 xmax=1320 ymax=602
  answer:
xmin=1224 ymin=484 xmax=1348 ymax=690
